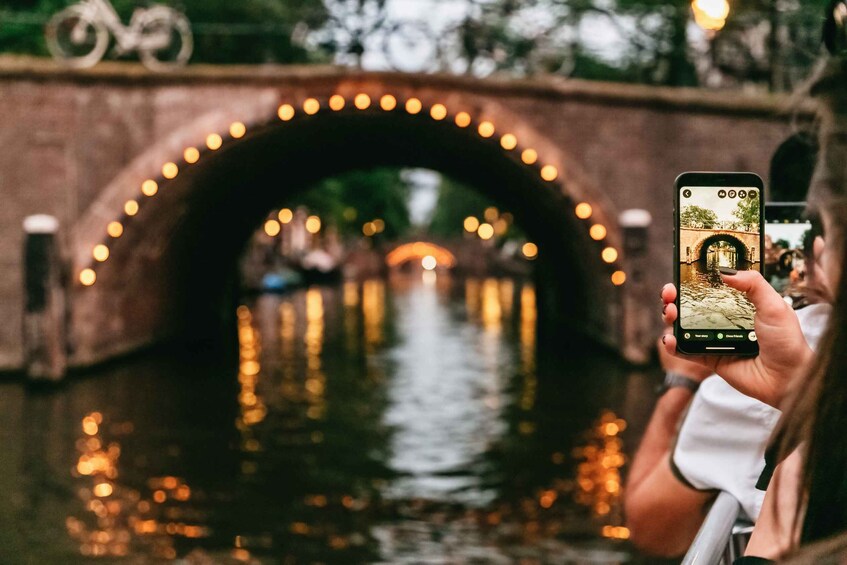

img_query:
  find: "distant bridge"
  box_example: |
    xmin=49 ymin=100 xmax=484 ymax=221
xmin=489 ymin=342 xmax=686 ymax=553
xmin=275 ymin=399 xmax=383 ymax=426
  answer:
xmin=0 ymin=56 xmax=805 ymax=370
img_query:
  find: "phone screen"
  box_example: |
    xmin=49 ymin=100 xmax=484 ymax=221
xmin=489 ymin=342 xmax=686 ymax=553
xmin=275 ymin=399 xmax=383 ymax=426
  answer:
xmin=765 ymin=203 xmax=812 ymax=305
xmin=677 ymin=180 xmax=762 ymax=352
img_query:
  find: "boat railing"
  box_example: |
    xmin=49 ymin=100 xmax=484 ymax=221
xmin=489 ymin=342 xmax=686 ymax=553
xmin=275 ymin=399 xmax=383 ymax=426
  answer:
xmin=682 ymin=491 xmax=751 ymax=565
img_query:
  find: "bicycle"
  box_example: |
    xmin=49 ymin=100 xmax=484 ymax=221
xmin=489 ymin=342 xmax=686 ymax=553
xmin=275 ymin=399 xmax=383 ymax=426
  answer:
xmin=45 ymin=0 xmax=193 ymax=71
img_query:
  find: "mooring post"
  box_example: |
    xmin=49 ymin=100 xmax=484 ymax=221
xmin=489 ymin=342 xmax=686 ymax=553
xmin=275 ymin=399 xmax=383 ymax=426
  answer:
xmin=620 ymin=209 xmax=653 ymax=364
xmin=23 ymin=215 xmax=67 ymax=381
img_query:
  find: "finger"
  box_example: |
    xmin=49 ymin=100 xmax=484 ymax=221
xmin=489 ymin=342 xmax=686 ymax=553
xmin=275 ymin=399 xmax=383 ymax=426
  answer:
xmin=661 ymin=283 xmax=677 ymax=304
xmin=720 ymin=269 xmax=791 ymax=320
xmin=662 ymin=302 xmax=678 ymax=325
xmin=661 ymin=332 xmax=677 ymax=356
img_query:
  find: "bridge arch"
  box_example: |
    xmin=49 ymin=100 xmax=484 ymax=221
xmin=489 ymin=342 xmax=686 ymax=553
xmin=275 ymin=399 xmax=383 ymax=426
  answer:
xmin=693 ymin=233 xmax=749 ymax=266
xmin=70 ymin=90 xmax=627 ymax=365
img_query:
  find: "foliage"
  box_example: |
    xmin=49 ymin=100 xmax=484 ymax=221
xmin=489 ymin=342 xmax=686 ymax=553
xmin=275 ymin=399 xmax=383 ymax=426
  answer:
xmin=290 ymin=168 xmax=411 ymax=240
xmin=427 ymin=175 xmax=498 ymax=238
xmin=733 ymin=197 xmax=760 ymax=226
xmin=680 ymin=205 xmax=718 ymax=228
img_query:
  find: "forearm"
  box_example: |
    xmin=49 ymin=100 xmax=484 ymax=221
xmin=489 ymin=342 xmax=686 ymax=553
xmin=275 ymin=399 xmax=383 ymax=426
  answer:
xmin=627 ymin=387 xmax=694 ymax=492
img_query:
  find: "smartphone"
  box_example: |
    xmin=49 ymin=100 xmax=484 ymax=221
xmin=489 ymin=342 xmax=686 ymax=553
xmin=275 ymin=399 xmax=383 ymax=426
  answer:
xmin=674 ymin=172 xmax=764 ymax=356
xmin=764 ymin=202 xmax=812 ymax=307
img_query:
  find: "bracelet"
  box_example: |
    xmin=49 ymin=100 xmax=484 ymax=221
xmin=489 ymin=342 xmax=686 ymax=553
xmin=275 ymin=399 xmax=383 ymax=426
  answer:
xmin=656 ymin=372 xmax=701 ymax=396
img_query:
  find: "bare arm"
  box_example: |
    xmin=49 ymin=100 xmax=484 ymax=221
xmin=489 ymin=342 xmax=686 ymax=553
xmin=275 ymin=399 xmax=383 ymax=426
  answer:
xmin=625 ymin=343 xmax=715 ymax=556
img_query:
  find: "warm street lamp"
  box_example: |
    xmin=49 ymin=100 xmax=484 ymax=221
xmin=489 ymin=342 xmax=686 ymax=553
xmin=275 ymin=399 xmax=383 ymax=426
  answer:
xmin=691 ymin=0 xmax=730 ymax=32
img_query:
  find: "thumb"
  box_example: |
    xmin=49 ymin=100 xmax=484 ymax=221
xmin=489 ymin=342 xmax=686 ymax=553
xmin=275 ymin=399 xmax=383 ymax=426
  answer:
xmin=719 ymin=268 xmax=788 ymax=321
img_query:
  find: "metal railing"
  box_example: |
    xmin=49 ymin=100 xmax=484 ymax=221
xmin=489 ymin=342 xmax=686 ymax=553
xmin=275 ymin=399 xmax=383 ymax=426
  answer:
xmin=682 ymin=491 xmax=743 ymax=565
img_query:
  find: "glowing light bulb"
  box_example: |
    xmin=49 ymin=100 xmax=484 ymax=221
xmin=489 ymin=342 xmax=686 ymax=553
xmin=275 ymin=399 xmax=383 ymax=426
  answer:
xmin=455 ymin=112 xmax=471 ymax=127
xmin=229 ymin=122 xmax=246 ymax=138
xmin=522 ymin=242 xmax=538 ymax=259
xmin=521 ymin=148 xmax=538 ymax=165
xmin=478 ymin=121 xmax=495 ymax=138
xmin=463 ymin=216 xmax=480 ymax=232
xmin=183 ymin=147 xmax=200 ymax=164
xmin=329 ymin=95 xmax=345 ymax=111
xmin=354 ymin=93 xmax=371 ymax=109
xmin=264 ymin=220 xmax=281 ymax=237
xmin=303 ymin=98 xmax=320 ymax=115
xmin=477 ymin=223 xmax=494 ymax=240
xmin=430 ymin=104 xmax=447 ymax=120
xmin=405 ymin=98 xmax=422 ymax=114
xmin=380 ymin=94 xmax=397 ymax=111
xmin=589 ymin=224 xmax=607 ymax=240
xmin=278 ymin=208 xmax=293 ymax=224
xmin=278 ymin=104 xmax=295 ymax=121
xmin=162 ymin=162 xmax=178 ymax=179
xmin=611 ymin=271 xmax=627 ymax=286
xmin=206 ymin=133 xmax=223 ymax=150
xmin=540 ymin=165 xmax=559 ymax=181
xmin=141 ymin=179 xmax=158 ymax=197
xmin=124 ymin=200 xmax=139 ymax=216
xmin=575 ymin=203 xmax=593 ymax=219
xmin=107 ymin=221 xmax=123 ymax=238
xmin=80 ymin=268 xmax=96 ymax=286
xmin=602 ymin=247 xmax=618 ymax=263
xmin=92 ymin=244 xmax=109 ymax=262
xmin=500 ymin=134 xmax=517 ymax=150
xmin=421 ymin=255 xmax=437 ymax=270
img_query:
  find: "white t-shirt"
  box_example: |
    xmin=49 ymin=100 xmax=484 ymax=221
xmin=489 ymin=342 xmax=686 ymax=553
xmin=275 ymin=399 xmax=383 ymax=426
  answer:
xmin=671 ymin=302 xmax=831 ymax=521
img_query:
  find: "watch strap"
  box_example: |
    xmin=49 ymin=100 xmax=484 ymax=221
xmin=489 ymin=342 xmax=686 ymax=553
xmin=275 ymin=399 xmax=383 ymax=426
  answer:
xmin=656 ymin=372 xmax=701 ymax=396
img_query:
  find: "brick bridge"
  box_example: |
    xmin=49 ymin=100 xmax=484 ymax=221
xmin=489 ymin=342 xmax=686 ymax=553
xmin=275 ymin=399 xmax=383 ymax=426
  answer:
xmin=679 ymin=228 xmax=761 ymax=264
xmin=0 ymin=56 xmax=806 ymax=371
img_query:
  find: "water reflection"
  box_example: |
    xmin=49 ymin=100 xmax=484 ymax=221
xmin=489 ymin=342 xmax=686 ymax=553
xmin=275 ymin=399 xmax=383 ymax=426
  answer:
xmin=0 ymin=274 xmax=661 ymax=563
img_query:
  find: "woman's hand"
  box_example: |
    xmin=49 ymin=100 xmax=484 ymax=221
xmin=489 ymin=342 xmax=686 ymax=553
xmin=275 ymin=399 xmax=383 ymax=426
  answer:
xmin=660 ymin=270 xmax=814 ymax=407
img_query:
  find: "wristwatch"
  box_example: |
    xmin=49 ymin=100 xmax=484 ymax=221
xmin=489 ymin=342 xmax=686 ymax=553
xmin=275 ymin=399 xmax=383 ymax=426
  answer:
xmin=656 ymin=372 xmax=701 ymax=396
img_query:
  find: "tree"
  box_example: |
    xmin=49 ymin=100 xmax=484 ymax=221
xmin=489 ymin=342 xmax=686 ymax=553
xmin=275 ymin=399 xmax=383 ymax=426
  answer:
xmin=733 ymin=197 xmax=760 ymax=227
xmin=680 ymin=205 xmax=718 ymax=228
xmin=290 ymin=168 xmax=412 ymax=240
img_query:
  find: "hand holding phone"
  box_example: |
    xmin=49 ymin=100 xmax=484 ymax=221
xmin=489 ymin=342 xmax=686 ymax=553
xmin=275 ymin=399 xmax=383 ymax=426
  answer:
xmin=674 ymin=172 xmax=764 ymax=356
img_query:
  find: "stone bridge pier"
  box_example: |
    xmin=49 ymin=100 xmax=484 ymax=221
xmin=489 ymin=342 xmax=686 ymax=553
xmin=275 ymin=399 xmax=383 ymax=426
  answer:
xmin=0 ymin=57 xmax=805 ymax=371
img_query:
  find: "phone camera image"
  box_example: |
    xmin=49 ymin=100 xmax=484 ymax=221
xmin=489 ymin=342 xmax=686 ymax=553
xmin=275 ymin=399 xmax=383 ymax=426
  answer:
xmin=679 ymin=186 xmax=761 ymax=332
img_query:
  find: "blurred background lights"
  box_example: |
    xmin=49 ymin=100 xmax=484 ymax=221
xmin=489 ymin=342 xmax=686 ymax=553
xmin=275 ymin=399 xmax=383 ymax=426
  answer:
xmin=421 ymin=255 xmax=437 ymax=270
xmin=477 ymin=223 xmax=494 ymax=240
xmin=183 ymin=147 xmax=200 ymax=163
xmin=206 ymin=133 xmax=223 ymax=150
xmin=521 ymin=149 xmax=538 ymax=164
xmin=264 ymin=219 xmax=281 ymax=237
xmin=303 ymin=98 xmax=320 ymax=115
xmin=500 ymin=134 xmax=517 ymax=150
xmin=329 ymin=94 xmax=345 ymax=110
xmin=590 ymin=224 xmax=607 ymax=240
xmin=455 ymin=112 xmax=471 ymax=127
xmin=124 ymin=200 xmax=139 ymax=216
xmin=522 ymin=242 xmax=538 ymax=259
xmin=373 ymin=218 xmax=385 ymax=233
xmin=363 ymin=222 xmax=376 ymax=236
xmin=141 ymin=179 xmax=158 ymax=196
xmin=478 ymin=121 xmax=495 ymax=138
xmin=484 ymin=207 xmax=499 ymax=222
xmin=79 ymin=268 xmax=96 ymax=286
xmin=611 ymin=271 xmax=627 ymax=286
xmin=691 ymin=0 xmax=730 ymax=31
xmin=464 ymin=216 xmax=480 ymax=232
xmin=162 ymin=162 xmax=178 ymax=179
xmin=430 ymin=104 xmax=447 ymax=120
xmin=107 ymin=221 xmax=123 ymax=238
xmin=602 ymin=247 xmax=619 ymax=263
xmin=405 ymin=98 xmax=422 ymax=114
xmin=92 ymin=244 xmax=109 ymax=262
xmin=575 ymin=203 xmax=593 ymax=219
xmin=354 ymin=93 xmax=371 ymax=109
xmin=229 ymin=122 xmax=246 ymax=138
xmin=278 ymin=208 xmax=293 ymax=224
xmin=540 ymin=165 xmax=559 ymax=181
xmin=305 ymin=215 xmax=321 ymax=233
xmin=379 ymin=94 xmax=397 ymax=111
xmin=278 ymin=104 xmax=295 ymax=121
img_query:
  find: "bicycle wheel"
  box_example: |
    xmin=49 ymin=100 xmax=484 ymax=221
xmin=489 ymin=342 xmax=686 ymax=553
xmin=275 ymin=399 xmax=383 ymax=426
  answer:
xmin=45 ymin=7 xmax=109 ymax=69
xmin=138 ymin=11 xmax=193 ymax=72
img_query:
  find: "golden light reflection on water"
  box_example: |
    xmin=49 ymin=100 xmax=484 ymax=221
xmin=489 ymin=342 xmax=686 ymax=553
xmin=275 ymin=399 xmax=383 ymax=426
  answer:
xmin=67 ymin=412 xmax=205 ymax=559
xmin=304 ymin=289 xmax=327 ymax=423
xmin=573 ymin=410 xmax=629 ymax=540
xmin=481 ymin=278 xmax=502 ymax=332
xmin=362 ymin=279 xmax=385 ymax=352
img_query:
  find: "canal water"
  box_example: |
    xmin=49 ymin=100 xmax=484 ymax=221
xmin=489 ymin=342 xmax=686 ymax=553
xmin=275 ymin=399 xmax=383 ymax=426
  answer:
xmin=680 ymin=245 xmax=757 ymax=330
xmin=0 ymin=274 xmax=661 ymax=564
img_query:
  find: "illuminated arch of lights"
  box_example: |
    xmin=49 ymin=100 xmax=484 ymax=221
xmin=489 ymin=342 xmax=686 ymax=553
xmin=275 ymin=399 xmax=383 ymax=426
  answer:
xmin=385 ymin=242 xmax=457 ymax=269
xmin=78 ymin=93 xmax=625 ymax=288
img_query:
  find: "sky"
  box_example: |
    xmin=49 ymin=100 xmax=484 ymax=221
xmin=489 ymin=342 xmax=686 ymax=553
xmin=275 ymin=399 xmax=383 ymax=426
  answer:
xmin=682 ymin=186 xmax=760 ymax=223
